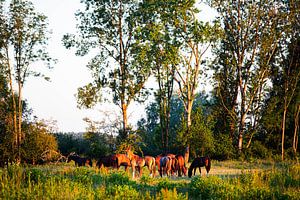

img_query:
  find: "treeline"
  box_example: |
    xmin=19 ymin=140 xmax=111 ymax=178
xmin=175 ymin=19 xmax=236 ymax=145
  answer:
xmin=64 ymin=0 xmax=299 ymax=161
xmin=0 ymin=0 xmax=299 ymax=166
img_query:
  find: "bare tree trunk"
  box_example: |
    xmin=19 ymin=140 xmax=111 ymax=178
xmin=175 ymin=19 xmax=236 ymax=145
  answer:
xmin=282 ymin=102 xmax=287 ymax=161
xmin=17 ymin=83 xmax=23 ymax=164
xmin=5 ymin=47 xmax=18 ymax=162
xmin=121 ymin=102 xmax=128 ymax=134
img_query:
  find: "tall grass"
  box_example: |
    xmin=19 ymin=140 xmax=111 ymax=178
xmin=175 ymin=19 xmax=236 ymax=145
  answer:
xmin=0 ymin=162 xmax=299 ymax=199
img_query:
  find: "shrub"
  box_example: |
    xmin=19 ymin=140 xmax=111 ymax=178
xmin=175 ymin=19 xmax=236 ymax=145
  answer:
xmin=248 ymin=141 xmax=270 ymax=159
xmin=189 ymin=176 xmax=239 ymax=199
xmin=105 ymin=171 xmax=133 ymax=186
xmin=106 ymin=185 xmax=139 ymax=199
xmin=156 ymin=188 xmax=187 ymax=200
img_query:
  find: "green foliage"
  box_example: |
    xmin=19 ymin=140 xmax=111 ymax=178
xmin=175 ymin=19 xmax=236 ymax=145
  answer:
xmin=246 ymin=141 xmax=270 ymax=159
xmin=106 ymin=185 xmax=139 ymax=199
xmin=212 ymin=133 xmax=235 ymax=160
xmin=22 ymin=121 xmax=58 ymax=164
xmin=156 ymin=188 xmax=187 ymax=200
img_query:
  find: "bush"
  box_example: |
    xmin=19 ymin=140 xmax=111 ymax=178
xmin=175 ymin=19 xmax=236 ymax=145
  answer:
xmin=189 ymin=176 xmax=239 ymax=199
xmin=105 ymin=171 xmax=133 ymax=186
xmin=106 ymin=185 xmax=139 ymax=199
xmin=247 ymin=141 xmax=270 ymax=159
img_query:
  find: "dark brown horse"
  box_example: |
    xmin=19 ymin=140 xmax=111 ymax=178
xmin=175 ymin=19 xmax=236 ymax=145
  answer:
xmin=176 ymin=155 xmax=187 ymax=177
xmin=67 ymin=153 xmax=92 ymax=167
xmin=126 ymin=148 xmax=145 ymax=178
xmin=96 ymin=154 xmax=117 ymax=170
xmin=145 ymin=156 xmax=156 ymax=177
xmin=188 ymin=156 xmax=211 ymax=178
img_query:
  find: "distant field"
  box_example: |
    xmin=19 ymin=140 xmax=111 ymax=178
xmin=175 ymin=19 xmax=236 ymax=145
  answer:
xmin=0 ymin=160 xmax=299 ymax=199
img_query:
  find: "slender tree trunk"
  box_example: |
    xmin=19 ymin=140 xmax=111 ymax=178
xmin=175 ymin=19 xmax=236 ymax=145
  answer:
xmin=17 ymin=83 xmax=23 ymax=164
xmin=121 ymin=102 xmax=128 ymax=133
xmin=282 ymin=103 xmax=287 ymax=161
xmin=118 ymin=0 xmax=128 ymax=137
xmin=293 ymin=104 xmax=300 ymax=160
xmin=5 ymin=48 xmax=18 ymax=161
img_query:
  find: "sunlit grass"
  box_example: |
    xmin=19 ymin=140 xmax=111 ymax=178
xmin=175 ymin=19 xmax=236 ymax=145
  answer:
xmin=0 ymin=160 xmax=299 ymax=199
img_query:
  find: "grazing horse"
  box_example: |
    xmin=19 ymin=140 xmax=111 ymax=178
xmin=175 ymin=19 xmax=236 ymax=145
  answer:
xmin=188 ymin=156 xmax=211 ymax=178
xmin=67 ymin=153 xmax=92 ymax=167
xmin=145 ymin=156 xmax=156 ymax=177
xmin=115 ymin=154 xmax=131 ymax=172
xmin=176 ymin=155 xmax=187 ymax=177
xmin=159 ymin=156 xmax=173 ymax=177
xmin=126 ymin=148 xmax=145 ymax=178
xmin=96 ymin=154 xmax=117 ymax=170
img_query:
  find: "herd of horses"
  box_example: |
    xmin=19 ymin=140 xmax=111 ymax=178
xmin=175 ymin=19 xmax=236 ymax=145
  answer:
xmin=66 ymin=149 xmax=211 ymax=178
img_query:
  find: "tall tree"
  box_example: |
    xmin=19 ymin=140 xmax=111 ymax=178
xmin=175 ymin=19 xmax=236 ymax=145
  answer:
xmin=63 ymin=0 xmax=151 ymax=139
xmin=0 ymin=0 xmax=53 ymax=163
xmin=136 ymin=0 xmax=189 ymax=152
xmin=279 ymin=0 xmax=300 ymax=160
xmin=172 ymin=1 xmax=221 ymax=162
xmin=211 ymin=0 xmax=284 ymax=153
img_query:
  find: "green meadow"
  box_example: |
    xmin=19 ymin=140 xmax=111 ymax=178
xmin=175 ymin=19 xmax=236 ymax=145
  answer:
xmin=1 ymin=160 xmax=299 ymax=200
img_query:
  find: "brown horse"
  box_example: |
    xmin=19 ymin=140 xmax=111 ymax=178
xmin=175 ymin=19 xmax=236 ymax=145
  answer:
xmin=96 ymin=154 xmax=117 ymax=170
xmin=115 ymin=154 xmax=131 ymax=172
xmin=188 ymin=156 xmax=211 ymax=178
xmin=176 ymin=155 xmax=187 ymax=177
xmin=126 ymin=148 xmax=145 ymax=178
xmin=145 ymin=156 xmax=156 ymax=177
xmin=159 ymin=156 xmax=172 ymax=177
xmin=67 ymin=152 xmax=92 ymax=167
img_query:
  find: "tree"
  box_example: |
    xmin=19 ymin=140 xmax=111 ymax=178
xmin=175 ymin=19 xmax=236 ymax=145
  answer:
xmin=136 ymin=0 xmax=193 ymax=153
xmin=279 ymin=0 xmax=300 ymax=160
xmin=210 ymin=0 xmax=284 ymax=153
xmin=172 ymin=1 xmax=221 ymax=162
xmin=0 ymin=0 xmax=54 ymax=163
xmin=63 ymin=0 xmax=151 ymax=139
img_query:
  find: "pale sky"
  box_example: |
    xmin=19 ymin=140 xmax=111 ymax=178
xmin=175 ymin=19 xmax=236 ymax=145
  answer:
xmin=22 ymin=0 xmax=216 ymax=133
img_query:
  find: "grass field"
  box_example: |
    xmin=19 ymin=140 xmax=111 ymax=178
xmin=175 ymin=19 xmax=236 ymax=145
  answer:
xmin=0 ymin=160 xmax=299 ymax=199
